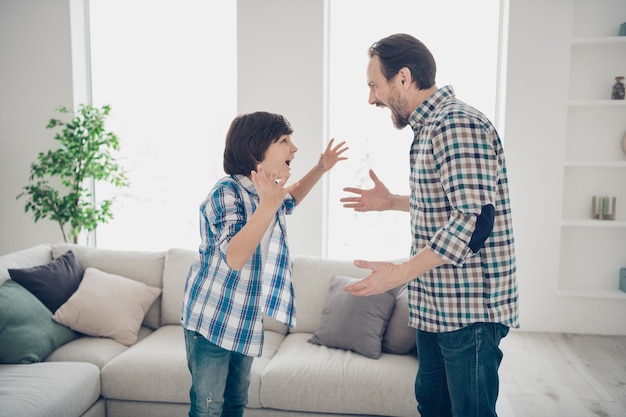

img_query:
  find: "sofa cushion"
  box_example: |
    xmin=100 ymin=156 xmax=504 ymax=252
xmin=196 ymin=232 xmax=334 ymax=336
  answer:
xmin=0 ymin=280 xmax=77 ymax=364
xmin=45 ymin=326 xmax=153 ymax=369
xmin=382 ymin=288 xmax=417 ymax=355
xmin=8 ymin=250 xmax=83 ymax=313
xmin=161 ymin=248 xmax=196 ymax=326
xmin=261 ymin=333 xmax=419 ymax=417
xmin=162 ymin=248 xmax=289 ymax=335
xmin=53 ymin=268 xmax=161 ymax=345
xmin=101 ymin=325 xmax=190 ymax=403
xmin=101 ymin=324 xmax=284 ymax=407
xmin=0 ymin=244 xmax=52 ymax=285
xmin=52 ymin=243 xmax=165 ymax=329
xmin=308 ymin=275 xmax=397 ymax=359
xmin=0 ymin=361 xmax=101 ymax=417
xmin=291 ymin=256 xmax=369 ymax=334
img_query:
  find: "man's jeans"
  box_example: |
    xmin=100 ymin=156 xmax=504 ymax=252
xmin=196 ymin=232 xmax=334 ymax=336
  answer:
xmin=415 ymin=322 xmax=509 ymax=417
xmin=184 ymin=329 xmax=254 ymax=417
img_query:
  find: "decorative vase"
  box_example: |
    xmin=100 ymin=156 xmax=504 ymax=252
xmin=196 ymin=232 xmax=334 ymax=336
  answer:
xmin=612 ymin=76 xmax=625 ymax=100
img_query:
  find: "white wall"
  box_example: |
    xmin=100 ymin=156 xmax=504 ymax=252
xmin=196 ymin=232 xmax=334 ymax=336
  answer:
xmin=1 ymin=0 xmax=625 ymax=335
xmin=504 ymin=0 xmax=626 ymax=335
xmin=0 ymin=0 xmax=75 ymax=254
xmin=237 ymin=0 xmax=327 ymax=258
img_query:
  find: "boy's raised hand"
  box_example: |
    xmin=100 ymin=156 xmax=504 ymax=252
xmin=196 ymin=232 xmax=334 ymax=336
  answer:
xmin=318 ymin=138 xmax=348 ymax=172
xmin=251 ymin=165 xmax=299 ymax=211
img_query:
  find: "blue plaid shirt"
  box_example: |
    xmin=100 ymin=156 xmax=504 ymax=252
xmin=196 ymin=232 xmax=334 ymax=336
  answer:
xmin=181 ymin=174 xmax=296 ymax=357
xmin=407 ymin=86 xmax=519 ymax=333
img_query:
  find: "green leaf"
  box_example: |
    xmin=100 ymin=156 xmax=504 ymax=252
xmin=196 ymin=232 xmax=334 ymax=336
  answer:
xmin=17 ymin=104 xmax=130 ymax=242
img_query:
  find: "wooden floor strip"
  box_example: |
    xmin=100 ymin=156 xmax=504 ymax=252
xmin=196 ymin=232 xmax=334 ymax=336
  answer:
xmin=497 ymin=331 xmax=626 ymax=417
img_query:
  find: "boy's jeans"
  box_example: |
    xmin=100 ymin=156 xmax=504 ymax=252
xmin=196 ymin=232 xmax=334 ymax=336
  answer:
xmin=184 ymin=329 xmax=254 ymax=417
xmin=415 ymin=322 xmax=509 ymax=417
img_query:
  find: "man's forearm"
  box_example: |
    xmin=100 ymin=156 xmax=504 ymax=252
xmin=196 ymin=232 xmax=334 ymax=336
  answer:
xmin=390 ymin=194 xmax=410 ymax=212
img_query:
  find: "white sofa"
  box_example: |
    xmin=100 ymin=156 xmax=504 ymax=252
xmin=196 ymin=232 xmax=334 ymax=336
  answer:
xmin=0 ymin=243 xmax=419 ymax=417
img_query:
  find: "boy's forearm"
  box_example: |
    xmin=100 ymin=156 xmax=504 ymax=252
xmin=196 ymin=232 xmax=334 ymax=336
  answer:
xmin=289 ymin=164 xmax=326 ymax=204
xmin=225 ymin=205 xmax=275 ymax=271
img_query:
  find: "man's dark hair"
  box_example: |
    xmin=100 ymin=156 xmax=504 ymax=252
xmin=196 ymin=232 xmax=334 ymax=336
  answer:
xmin=368 ymin=33 xmax=436 ymax=90
xmin=223 ymin=111 xmax=293 ymax=175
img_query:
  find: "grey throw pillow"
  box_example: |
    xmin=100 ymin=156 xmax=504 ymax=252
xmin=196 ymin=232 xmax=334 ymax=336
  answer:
xmin=8 ymin=250 xmax=83 ymax=313
xmin=308 ymin=275 xmax=397 ymax=359
xmin=382 ymin=288 xmax=417 ymax=355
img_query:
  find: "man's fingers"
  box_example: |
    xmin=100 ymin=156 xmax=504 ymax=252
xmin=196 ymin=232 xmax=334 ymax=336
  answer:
xmin=343 ymin=279 xmax=368 ymax=296
xmin=353 ymin=259 xmax=376 ymax=271
xmin=342 ymin=187 xmax=364 ymax=195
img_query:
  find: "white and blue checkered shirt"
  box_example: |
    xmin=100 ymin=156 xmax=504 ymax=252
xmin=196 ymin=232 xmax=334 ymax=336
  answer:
xmin=407 ymin=85 xmax=519 ymax=333
xmin=181 ymin=174 xmax=296 ymax=357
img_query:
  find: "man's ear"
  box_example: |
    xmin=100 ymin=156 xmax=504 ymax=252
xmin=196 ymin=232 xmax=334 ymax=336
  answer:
xmin=398 ymin=67 xmax=412 ymax=89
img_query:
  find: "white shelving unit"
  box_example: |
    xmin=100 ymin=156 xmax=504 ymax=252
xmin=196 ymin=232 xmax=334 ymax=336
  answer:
xmin=558 ymin=0 xmax=626 ymax=299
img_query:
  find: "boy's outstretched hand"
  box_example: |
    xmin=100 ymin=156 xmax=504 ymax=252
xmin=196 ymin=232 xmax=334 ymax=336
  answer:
xmin=318 ymin=138 xmax=348 ymax=172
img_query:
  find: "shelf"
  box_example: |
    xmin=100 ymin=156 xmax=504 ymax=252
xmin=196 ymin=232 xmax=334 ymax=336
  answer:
xmin=558 ymin=289 xmax=626 ymax=300
xmin=568 ymin=100 xmax=626 ymax=107
xmin=564 ymin=161 xmax=626 ymax=168
xmin=572 ymin=36 xmax=626 ymax=45
xmin=561 ymin=219 xmax=626 ymax=227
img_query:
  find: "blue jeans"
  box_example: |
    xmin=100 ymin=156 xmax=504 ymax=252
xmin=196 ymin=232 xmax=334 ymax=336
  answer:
xmin=184 ymin=329 xmax=254 ymax=417
xmin=414 ymin=322 xmax=509 ymax=417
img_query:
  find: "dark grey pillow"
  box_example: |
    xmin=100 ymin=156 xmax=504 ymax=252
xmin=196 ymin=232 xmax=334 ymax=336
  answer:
xmin=382 ymin=288 xmax=417 ymax=355
xmin=8 ymin=250 xmax=83 ymax=313
xmin=308 ymin=275 xmax=398 ymax=359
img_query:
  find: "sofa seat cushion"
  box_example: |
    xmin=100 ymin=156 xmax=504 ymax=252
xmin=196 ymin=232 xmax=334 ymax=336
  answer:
xmin=260 ymin=333 xmax=419 ymax=417
xmin=0 ymin=361 xmax=101 ymax=417
xmin=45 ymin=327 xmax=153 ymax=369
xmin=101 ymin=325 xmax=190 ymax=403
xmin=101 ymin=325 xmax=285 ymax=407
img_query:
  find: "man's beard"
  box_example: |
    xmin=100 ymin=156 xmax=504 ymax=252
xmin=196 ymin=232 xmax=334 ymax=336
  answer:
xmin=388 ymin=88 xmax=410 ymax=129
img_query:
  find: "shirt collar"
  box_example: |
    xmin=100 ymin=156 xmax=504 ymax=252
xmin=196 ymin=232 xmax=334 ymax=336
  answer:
xmin=408 ymin=85 xmax=456 ymax=130
xmin=232 ymin=174 xmax=257 ymax=196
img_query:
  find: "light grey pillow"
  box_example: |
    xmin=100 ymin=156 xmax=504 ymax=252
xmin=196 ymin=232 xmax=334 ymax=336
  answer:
xmin=53 ymin=268 xmax=161 ymax=346
xmin=382 ymin=288 xmax=417 ymax=355
xmin=308 ymin=275 xmax=397 ymax=359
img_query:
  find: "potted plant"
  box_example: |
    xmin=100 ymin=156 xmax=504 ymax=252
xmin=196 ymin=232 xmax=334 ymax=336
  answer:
xmin=17 ymin=104 xmax=130 ymax=243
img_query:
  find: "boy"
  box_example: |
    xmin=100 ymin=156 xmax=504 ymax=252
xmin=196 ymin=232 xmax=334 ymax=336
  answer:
xmin=181 ymin=111 xmax=348 ymax=417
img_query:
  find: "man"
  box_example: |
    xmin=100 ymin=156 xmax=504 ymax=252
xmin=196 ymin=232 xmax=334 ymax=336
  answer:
xmin=341 ymin=33 xmax=519 ymax=417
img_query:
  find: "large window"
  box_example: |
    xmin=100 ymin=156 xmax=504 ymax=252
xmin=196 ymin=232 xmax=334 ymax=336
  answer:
xmin=326 ymin=0 xmax=502 ymax=260
xmin=88 ymin=0 xmax=237 ymax=251
xmin=86 ymin=1 xmax=502 ymax=257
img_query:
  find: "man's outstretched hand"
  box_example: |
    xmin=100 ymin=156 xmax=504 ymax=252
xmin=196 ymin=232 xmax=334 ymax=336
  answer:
xmin=340 ymin=169 xmax=393 ymax=212
xmin=342 ymin=259 xmax=406 ymax=296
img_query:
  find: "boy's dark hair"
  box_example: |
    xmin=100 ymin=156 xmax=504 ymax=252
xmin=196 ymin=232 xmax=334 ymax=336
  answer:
xmin=368 ymin=33 xmax=436 ymax=90
xmin=223 ymin=112 xmax=294 ymax=175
